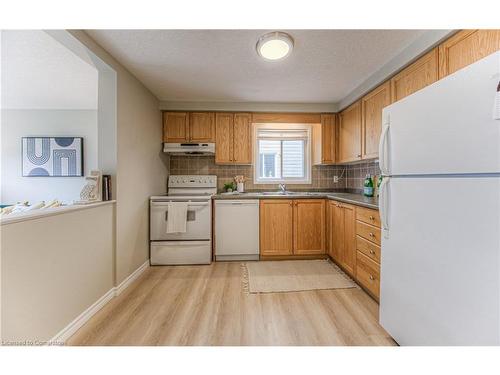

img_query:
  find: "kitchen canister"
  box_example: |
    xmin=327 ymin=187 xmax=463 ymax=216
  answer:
xmin=237 ymin=182 xmax=245 ymax=193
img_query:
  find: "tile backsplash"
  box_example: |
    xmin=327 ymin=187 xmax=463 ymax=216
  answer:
xmin=169 ymin=156 xmax=380 ymax=193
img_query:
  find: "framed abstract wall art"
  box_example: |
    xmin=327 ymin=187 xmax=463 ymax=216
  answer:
xmin=22 ymin=137 xmax=84 ymax=177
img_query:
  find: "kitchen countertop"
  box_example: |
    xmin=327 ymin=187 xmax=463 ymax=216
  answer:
xmin=212 ymin=191 xmax=378 ymax=209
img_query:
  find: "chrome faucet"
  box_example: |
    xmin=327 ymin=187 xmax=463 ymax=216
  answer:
xmin=279 ymin=183 xmax=287 ymax=193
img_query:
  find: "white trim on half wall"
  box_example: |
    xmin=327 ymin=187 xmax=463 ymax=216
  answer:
xmin=50 ymin=260 xmax=150 ymax=344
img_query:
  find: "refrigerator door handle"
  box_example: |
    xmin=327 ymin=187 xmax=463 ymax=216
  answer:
xmin=379 ymin=119 xmax=390 ymax=175
xmin=379 ymin=177 xmax=390 ymax=238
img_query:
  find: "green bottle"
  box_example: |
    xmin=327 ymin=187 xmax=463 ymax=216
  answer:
xmin=377 ymin=175 xmax=383 ymax=197
xmin=363 ymin=174 xmax=374 ymax=197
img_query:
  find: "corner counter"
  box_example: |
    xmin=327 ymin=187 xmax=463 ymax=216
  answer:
xmin=212 ymin=192 xmax=378 ymax=209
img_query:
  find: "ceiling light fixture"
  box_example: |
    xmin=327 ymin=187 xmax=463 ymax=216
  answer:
xmin=256 ymin=32 xmax=294 ymax=61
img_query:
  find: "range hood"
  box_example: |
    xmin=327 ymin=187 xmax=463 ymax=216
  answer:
xmin=163 ymin=143 xmax=215 ymax=155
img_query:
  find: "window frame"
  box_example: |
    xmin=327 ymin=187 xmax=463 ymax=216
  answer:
xmin=253 ymin=123 xmax=312 ymax=185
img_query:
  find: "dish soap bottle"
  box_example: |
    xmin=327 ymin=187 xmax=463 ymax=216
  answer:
xmin=363 ymin=174 xmax=374 ymax=197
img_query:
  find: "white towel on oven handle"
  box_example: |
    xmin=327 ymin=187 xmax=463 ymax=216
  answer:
xmin=166 ymin=201 xmax=188 ymax=233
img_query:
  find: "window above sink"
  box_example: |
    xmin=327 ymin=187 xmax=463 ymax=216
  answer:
xmin=253 ymin=123 xmax=312 ymax=185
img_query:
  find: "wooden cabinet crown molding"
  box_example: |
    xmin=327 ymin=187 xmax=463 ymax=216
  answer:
xmin=251 ymin=112 xmax=322 ymax=124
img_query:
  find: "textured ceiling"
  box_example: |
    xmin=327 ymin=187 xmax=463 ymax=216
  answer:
xmin=1 ymin=30 xmax=98 ymax=110
xmin=86 ymin=29 xmax=426 ymax=104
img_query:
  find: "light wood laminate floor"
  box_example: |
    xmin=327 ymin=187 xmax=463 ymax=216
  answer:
xmin=68 ymin=262 xmax=396 ymax=346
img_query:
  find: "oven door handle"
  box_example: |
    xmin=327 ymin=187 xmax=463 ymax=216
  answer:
xmin=151 ymin=201 xmax=210 ymax=207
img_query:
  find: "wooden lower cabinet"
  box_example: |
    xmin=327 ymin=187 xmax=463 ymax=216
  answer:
xmin=355 ymin=206 xmax=381 ymax=301
xmin=328 ymin=202 xmax=381 ymax=301
xmin=259 ymin=200 xmax=294 ymax=256
xmin=328 ymin=200 xmax=356 ymax=277
xmin=356 ymin=251 xmax=380 ymax=299
xmin=260 ymin=199 xmax=326 ymax=257
xmin=293 ymin=199 xmax=325 ymax=255
xmin=260 ymin=198 xmax=382 ymax=301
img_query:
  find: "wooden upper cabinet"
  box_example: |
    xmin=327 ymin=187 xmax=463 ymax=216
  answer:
xmin=338 ymin=101 xmax=362 ymax=163
xmin=391 ymin=48 xmax=439 ymax=102
xmin=216 ymin=112 xmax=252 ymax=165
xmin=313 ymin=114 xmax=336 ymax=165
xmin=361 ymin=82 xmax=391 ymax=160
xmin=293 ymin=200 xmax=326 ymax=255
xmin=438 ymin=29 xmax=500 ymax=78
xmin=215 ymin=113 xmax=233 ymax=164
xmin=189 ymin=112 xmax=215 ymax=142
xmin=163 ymin=112 xmax=189 ymax=142
xmin=232 ymin=113 xmax=252 ymax=164
xmin=260 ymin=200 xmax=294 ymax=256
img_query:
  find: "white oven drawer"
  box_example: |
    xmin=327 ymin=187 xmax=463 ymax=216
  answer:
xmin=150 ymin=241 xmax=212 ymax=265
xmin=150 ymin=201 xmax=211 ymax=241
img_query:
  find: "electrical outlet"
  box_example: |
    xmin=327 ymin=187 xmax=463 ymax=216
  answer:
xmin=333 ymin=176 xmax=339 ymax=183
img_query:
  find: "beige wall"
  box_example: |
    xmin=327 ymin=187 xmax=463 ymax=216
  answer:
xmin=69 ymin=31 xmax=169 ymax=284
xmin=1 ymin=204 xmax=115 ymax=342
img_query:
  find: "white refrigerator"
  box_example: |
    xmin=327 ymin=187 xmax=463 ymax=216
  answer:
xmin=379 ymin=51 xmax=500 ymax=345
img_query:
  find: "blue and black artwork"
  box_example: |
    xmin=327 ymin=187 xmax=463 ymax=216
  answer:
xmin=22 ymin=137 xmax=83 ymax=177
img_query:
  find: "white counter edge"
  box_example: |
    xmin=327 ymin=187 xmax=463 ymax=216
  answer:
xmin=0 ymin=200 xmax=116 ymax=226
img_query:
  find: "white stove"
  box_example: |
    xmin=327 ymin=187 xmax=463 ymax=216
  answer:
xmin=150 ymin=175 xmax=217 ymax=265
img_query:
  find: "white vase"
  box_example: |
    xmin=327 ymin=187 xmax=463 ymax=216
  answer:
xmin=237 ymin=182 xmax=244 ymax=193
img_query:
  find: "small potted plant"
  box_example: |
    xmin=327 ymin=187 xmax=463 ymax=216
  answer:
xmin=224 ymin=182 xmax=236 ymax=193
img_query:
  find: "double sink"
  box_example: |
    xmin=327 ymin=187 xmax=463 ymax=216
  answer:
xmin=257 ymin=191 xmax=325 ymax=196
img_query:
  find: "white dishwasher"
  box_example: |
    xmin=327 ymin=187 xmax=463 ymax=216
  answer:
xmin=215 ymin=200 xmax=260 ymax=261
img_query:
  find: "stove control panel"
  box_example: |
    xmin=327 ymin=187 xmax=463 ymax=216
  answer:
xmin=168 ymin=175 xmax=217 ymax=188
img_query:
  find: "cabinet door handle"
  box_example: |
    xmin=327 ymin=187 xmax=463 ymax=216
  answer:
xmin=369 ymin=250 xmax=375 ymax=255
xmin=369 ymin=215 xmax=375 ymax=220
xmin=357 ymin=154 xmax=362 ymax=158
xmin=289 ymin=202 xmax=293 ymax=206
xmin=369 ymin=232 xmax=375 ymax=237
xmin=369 ymin=275 xmax=375 ymax=281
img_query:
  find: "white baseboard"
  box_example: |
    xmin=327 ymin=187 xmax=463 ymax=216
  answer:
xmin=50 ymin=260 xmax=149 ymax=344
xmin=115 ymin=260 xmax=149 ymax=296
xmin=51 ymin=288 xmax=115 ymax=344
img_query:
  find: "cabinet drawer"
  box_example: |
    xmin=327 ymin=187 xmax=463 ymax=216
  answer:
xmin=356 ymin=251 xmax=380 ymax=299
xmin=355 ymin=206 xmax=380 ymax=228
xmin=356 ymin=235 xmax=381 ymax=263
xmin=356 ymin=221 xmax=381 ymax=246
